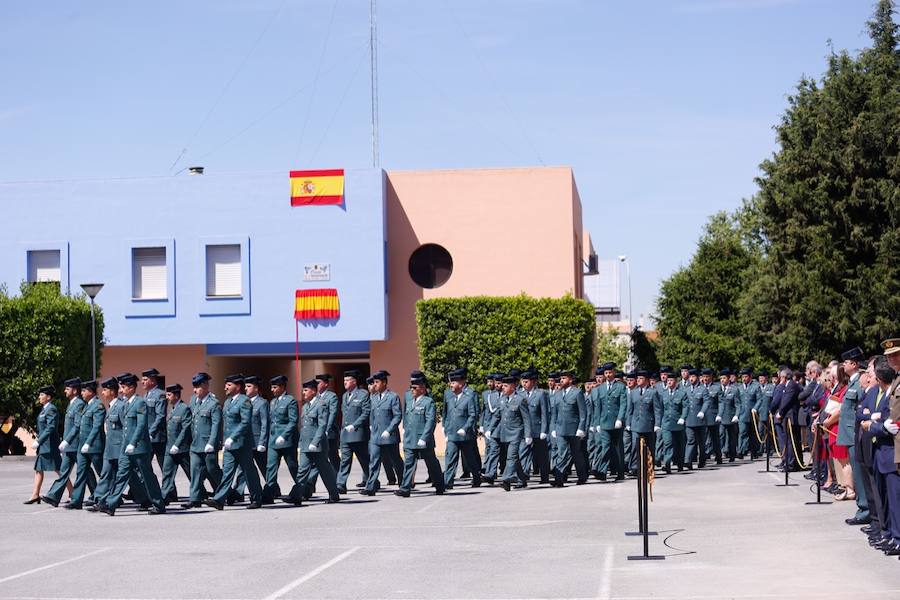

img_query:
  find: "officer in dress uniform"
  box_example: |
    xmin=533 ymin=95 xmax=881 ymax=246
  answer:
xmin=42 ymin=378 xmax=86 ymax=506
xmin=182 ymin=372 xmax=222 ymax=509
xmin=519 ymin=370 xmax=550 ymax=485
xmin=489 ymin=374 xmax=532 ymax=491
xmin=395 ymin=373 xmax=445 ymax=497
xmin=594 ymin=362 xmax=627 ymax=481
xmin=718 ymin=369 xmax=741 ymax=461
xmin=736 ymin=368 xmax=760 ymax=459
xmin=480 ymin=374 xmax=503 ymax=484
xmin=287 ymin=379 xmax=341 ymax=504
xmin=263 ymin=375 xmax=299 ymax=502
xmin=141 ymin=368 xmax=167 ymax=471
xmin=550 ymin=371 xmax=588 ymax=487
xmin=65 ymin=380 xmax=105 ymax=509
xmin=754 ymin=370 xmax=774 ymax=458
xmin=25 ymin=385 xmax=62 ymax=504
xmin=587 ymin=367 xmax=605 ymax=475
xmin=361 ymin=370 xmax=402 ymax=495
xmin=99 ymin=373 xmax=165 ymax=515
xmin=622 ymin=371 xmax=638 ymax=473
xmin=840 ymin=347 xmax=871 ymax=526
xmin=683 ymin=369 xmax=711 ymax=470
xmin=90 ymin=378 xmax=135 ymax=510
xmin=654 ymin=367 xmax=672 ymax=464
xmin=204 ymin=374 xmax=262 ymax=510
xmin=316 ymin=374 xmax=341 ymax=471
xmin=160 ymin=383 xmax=191 ymax=504
xmin=629 ymin=371 xmax=663 ymax=472
xmin=701 ymin=368 xmax=723 ymax=465
xmin=442 ymin=369 xmax=482 ymax=489
xmin=661 ymin=375 xmax=688 ymax=473
xmin=336 ymin=369 xmax=370 ymax=494
xmin=232 ymin=375 xmax=268 ymax=501
xmin=545 ymin=372 xmax=561 ymax=473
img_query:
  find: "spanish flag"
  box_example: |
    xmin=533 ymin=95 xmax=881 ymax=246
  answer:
xmin=295 ymin=288 xmax=340 ymax=320
xmin=290 ymin=169 xmax=344 ymax=206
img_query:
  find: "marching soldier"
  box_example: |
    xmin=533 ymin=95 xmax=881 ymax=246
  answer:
xmin=587 ymin=367 xmax=604 ymax=476
xmin=287 ymin=379 xmax=341 ymax=504
xmin=232 ymin=375 xmax=268 ymax=501
xmin=99 ymin=373 xmax=165 ymax=515
xmin=623 ymin=371 xmax=638 ymax=472
xmin=701 ymin=368 xmax=723 ymax=465
xmin=629 ymin=371 xmax=663 ymax=473
xmin=395 ymin=373 xmax=445 ymax=497
xmin=718 ymin=369 xmax=741 ymax=461
xmin=683 ymin=369 xmax=710 ymax=470
xmin=160 ymin=383 xmax=191 ymax=504
xmin=550 ymin=371 xmax=588 ymax=487
xmin=361 ymin=370 xmax=402 ymax=495
xmin=594 ymin=362 xmax=627 ymax=481
xmin=481 ymin=373 xmax=503 ymax=484
xmin=263 ymin=375 xmax=299 ymax=502
xmin=442 ymin=369 xmax=482 ymax=489
xmin=317 ymin=374 xmax=341 ymax=470
xmin=182 ymin=372 xmax=222 ymax=509
xmin=42 ymin=378 xmax=86 ymax=507
xmin=490 ymin=374 xmax=532 ymax=491
xmin=65 ymin=380 xmax=105 ymax=509
xmin=26 ymin=385 xmax=62 ymax=504
xmin=736 ymin=368 xmax=760 ymax=459
xmin=661 ymin=375 xmax=688 ymax=473
xmin=520 ymin=370 xmax=550 ymax=485
xmin=204 ymin=374 xmax=263 ymax=510
xmin=141 ymin=368 xmax=167 ymax=470
xmin=90 ymin=378 xmax=139 ymax=511
xmin=336 ymin=369 xmax=371 ymax=494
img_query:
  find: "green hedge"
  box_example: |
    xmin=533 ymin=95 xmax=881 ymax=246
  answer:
xmin=0 ymin=283 xmax=104 ymax=431
xmin=416 ymin=295 xmax=596 ymax=399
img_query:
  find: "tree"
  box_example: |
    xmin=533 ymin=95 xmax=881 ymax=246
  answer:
xmin=656 ymin=213 xmax=769 ymax=369
xmin=739 ymin=0 xmax=900 ymax=364
xmin=596 ymin=325 xmax=628 ymax=368
xmin=631 ymin=327 xmax=660 ymax=372
xmin=0 ymin=283 xmax=104 ymax=431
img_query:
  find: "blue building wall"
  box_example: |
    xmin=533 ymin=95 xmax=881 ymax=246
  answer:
xmin=0 ymin=169 xmax=387 ymax=349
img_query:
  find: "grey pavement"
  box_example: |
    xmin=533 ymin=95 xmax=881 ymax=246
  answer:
xmin=0 ymin=455 xmax=897 ymax=600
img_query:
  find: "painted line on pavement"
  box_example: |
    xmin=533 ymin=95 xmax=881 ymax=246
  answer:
xmin=261 ymin=546 xmax=361 ymax=600
xmin=596 ymin=545 xmax=614 ymax=600
xmin=0 ymin=547 xmax=109 ymax=584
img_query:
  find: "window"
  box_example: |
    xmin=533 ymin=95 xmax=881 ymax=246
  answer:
xmin=27 ymin=250 xmax=61 ymax=283
xmin=132 ymin=247 xmax=167 ymax=300
xmin=408 ymin=243 xmax=453 ymax=289
xmin=206 ymin=244 xmax=242 ymax=297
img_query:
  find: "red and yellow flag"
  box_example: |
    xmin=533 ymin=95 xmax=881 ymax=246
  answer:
xmin=289 ymin=169 xmax=344 ymax=206
xmin=295 ymin=288 xmax=340 ymax=320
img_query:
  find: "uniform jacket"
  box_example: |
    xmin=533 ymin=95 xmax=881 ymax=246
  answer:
xmin=754 ymin=382 xmax=773 ymax=422
xmin=122 ymin=395 xmax=152 ymax=455
xmin=481 ymin=389 xmax=501 ymax=439
xmin=269 ymin=393 xmax=299 ymax=449
xmin=166 ymin=401 xmax=192 ymax=453
xmin=222 ymin=393 xmax=253 ymax=450
xmin=684 ymin=385 xmax=711 ymax=428
xmin=856 ymin=386 xmax=880 ymax=468
xmin=340 ymin=388 xmax=371 ymax=443
xmin=104 ymin=399 xmax=126 ymax=460
xmin=661 ymin=386 xmax=689 ymax=431
xmin=190 ymin=393 xmax=222 ymax=452
xmin=145 ymin=386 xmax=167 ymax=444
xmin=249 ymin=395 xmax=269 ymax=449
xmin=299 ymin=395 xmax=329 ymax=452
xmin=837 ymin=373 xmax=862 ymax=446
xmin=737 ymin=382 xmax=760 ymax=423
xmin=777 ymin=380 xmax=800 ymax=424
xmin=869 ymin=389 xmax=895 ymax=474
xmin=321 ymin=390 xmax=340 ymax=440
xmin=402 ymin=394 xmax=437 ymax=450
xmin=494 ymin=392 xmax=532 ymax=443
xmin=77 ymin=396 xmax=106 ymax=454
xmin=61 ymin=397 xmax=87 ymax=453
xmin=592 ymin=380 xmax=628 ymax=430
xmin=443 ymin=389 xmax=479 ymax=442
xmin=771 ymin=383 xmax=785 ymax=423
xmin=369 ymin=390 xmax=402 ymax=445
xmin=522 ymin=387 xmax=550 ymax=438
xmin=719 ymin=383 xmax=740 ymax=422
xmin=704 ymin=383 xmax=721 ymax=426
xmin=630 ymin=386 xmax=663 ymax=433
xmin=36 ymin=402 xmax=61 ymax=456
xmin=553 ymin=386 xmax=586 ymax=437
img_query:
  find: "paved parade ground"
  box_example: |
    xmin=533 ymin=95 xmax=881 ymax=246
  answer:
xmin=1 ymin=456 xmax=898 ymax=600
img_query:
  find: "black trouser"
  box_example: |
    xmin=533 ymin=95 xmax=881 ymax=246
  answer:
xmin=326 ymin=434 xmax=340 ymax=469
xmin=859 ymin=459 xmax=884 ymax=537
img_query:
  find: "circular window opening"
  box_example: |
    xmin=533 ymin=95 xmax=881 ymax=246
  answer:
xmin=408 ymin=243 xmax=453 ymax=289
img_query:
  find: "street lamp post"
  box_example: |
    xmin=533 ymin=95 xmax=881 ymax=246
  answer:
xmin=80 ymin=283 xmax=104 ymax=381
xmin=618 ymin=256 xmax=633 ymax=369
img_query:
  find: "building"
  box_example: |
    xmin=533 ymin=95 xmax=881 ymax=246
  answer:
xmin=2 ymin=166 xmax=588 ymax=398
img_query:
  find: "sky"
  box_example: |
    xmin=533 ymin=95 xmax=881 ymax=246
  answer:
xmin=0 ymin=0 xmax=880 ymax=325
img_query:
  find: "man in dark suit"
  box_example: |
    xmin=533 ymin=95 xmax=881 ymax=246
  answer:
xmin=857 ymin=359 xmax=885 ymax=546
xmin=775 ymin=368 xmax=802 ymax=472
xmin=800 ymin=363 xmax=825 ymax=482
xmin=867 ymin=360 xmax=899 ymax=555
xmin=771 ymin=371 xmax=786 ymax=467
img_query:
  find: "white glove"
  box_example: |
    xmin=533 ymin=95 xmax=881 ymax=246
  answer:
xmin=614 ymin=419 xmax=623 ymax=429
xmin=80 ymin=443 xmax=90 ymax=453
xmin=31 ymin=440 xmax=39 ymax=449
xmin=539 ymin=432 xmax=547 ymax=440
xmin=169 ymin=445 xmax=179 ymax=454
xmin=345 ymin=424 xmax=355 ymax=433
xmin=456 ymin=428 xmax=466 ymax=436
xmin=551 ymin=430 xmax=557 ymax=439
xmin=885 ymin=419 xmax=900 ymax=435
xmin=731 ymin=416 xmax=738 ymax=423
xmin=125 ymin=444 xmax=135 ymax=455
xmin=381 ymin=431 xmax=390 ymax=439
xmin=653 ymin=426 xmax=661 ymax=432
xmin=58 ymin=440 xmax=69 ymax=452
xmin=525 ymin=437 xmax=533 ymax=445
xmin=697 ymin=412 xmax=704 ymax=420
xmin=256 ymin=445 xmax=266 ymax=452
xmin=588 ymin=426 xmax=595 ymax=433
xmin=625 ymin=426 xmax=631 ymax=432
xmin=575 ymin=429 xmax=586 ymax=438
xmin=677 ymin=418 xmax=685 ymax=426
xmin=224 ymin=437 xmax=233 ymax=449
xmin=751 ymin=408 xmax=758 ymax=414
xmin=478 ymin=426 xmax=484 ymax=433
xmin=485 ymin=430 xmax=492 ymax=438
xmin=204 ymin=443 xmax=214 ymax=453
xmin=715 ymin=416 xmax=722 ymax=423
xmin=417 ymin=439 xmax=426 ymax=448
xmin=308 ymin=443 xmax=319 ymax=451
xmin=275 ymin=436 xmax=285 ymax=445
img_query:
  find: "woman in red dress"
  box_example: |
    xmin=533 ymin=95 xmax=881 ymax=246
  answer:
xmin=822 ymin=365 xmax=853 ymax=499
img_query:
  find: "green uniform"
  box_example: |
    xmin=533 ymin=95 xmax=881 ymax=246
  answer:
xmin=212 ymin=393 xmax=262 ymax=505
xmin=160 ymin=400 xmax=191 ymax=501
xmin=68 ymin=396 xmax=105 ymax=507
xmin=189 ymin=393 xmax=222 ymax=503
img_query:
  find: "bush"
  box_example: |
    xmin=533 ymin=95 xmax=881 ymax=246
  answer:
xmin=0 ymin=283 xmax=104 ymax=432
xmin=416 ymin=294 xmax=596 ymax=401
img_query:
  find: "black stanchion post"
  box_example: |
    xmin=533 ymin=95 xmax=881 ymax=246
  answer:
xmin=805 ymin=428 xmax=831 ymax=505
xmin=628 ymin=440 xmax=665 ymax=561
xmin=625 ymin=439 xmax=655 ymax=537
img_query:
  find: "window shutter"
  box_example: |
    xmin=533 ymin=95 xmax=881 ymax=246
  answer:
xmin=27 ymin=250 xmax=61 ymax=282
xmin=132 ymin=247 xmax=167 ymax=299
xmin=206 ymin=244 xmax=242 ymax=297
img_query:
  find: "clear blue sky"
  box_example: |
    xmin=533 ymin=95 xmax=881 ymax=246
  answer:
xmin=0 ymin=0 xmax=879 ymax=325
